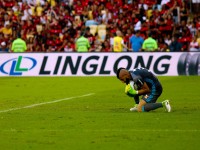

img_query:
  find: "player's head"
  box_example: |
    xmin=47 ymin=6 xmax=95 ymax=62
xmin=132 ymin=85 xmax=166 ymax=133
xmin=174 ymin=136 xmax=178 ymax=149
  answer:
xmin=116 ymin=68 xmax=131 ymax=84
xmin=116 ymin=67 xmax=125 ymax=78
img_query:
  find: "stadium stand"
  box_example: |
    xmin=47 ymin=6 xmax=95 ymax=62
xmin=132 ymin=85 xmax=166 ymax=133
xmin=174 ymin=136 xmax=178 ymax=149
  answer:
xmin=0 ymin=0 xmax=199 ymax=52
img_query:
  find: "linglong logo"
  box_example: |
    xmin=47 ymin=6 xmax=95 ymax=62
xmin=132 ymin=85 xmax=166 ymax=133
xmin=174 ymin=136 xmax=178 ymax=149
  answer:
xmin=0 ymin=56 xmax=37 ymax=75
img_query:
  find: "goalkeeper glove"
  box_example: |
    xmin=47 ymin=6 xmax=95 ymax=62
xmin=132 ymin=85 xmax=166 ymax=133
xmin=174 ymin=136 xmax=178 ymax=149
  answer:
xmin=125 ymin=84 xmax=138 ymax=96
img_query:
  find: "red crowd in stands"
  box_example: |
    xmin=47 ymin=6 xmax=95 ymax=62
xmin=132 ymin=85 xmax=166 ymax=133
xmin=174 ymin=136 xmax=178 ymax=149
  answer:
xmin=0 ymin=0 xmax=200 ymax=52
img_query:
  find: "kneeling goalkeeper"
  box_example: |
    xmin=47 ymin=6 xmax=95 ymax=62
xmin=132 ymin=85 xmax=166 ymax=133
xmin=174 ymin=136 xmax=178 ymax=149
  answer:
xmin=116 ymin=67 xmax=171 ymax=112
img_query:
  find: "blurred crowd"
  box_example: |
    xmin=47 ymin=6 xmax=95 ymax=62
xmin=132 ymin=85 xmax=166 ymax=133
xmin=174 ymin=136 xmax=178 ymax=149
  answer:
xmin=0 ymin=0 xmax=200 ymax=52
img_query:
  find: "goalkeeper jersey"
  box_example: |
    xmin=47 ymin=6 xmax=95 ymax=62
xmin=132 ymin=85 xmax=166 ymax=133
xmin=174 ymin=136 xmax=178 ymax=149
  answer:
xmin=129 ymin=68 xmax=162 ymax=92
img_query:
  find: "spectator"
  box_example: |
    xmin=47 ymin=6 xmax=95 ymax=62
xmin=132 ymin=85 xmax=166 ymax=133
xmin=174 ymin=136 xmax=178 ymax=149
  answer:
xmin=91 ymin=33 xmax=102 ymax=52
xmin=12 ymin=1 xmax=21 ymax=17
xmin=102 ymin=8 xmax=112 ymax=24
xmin=158 ymin=36 xmax=166 ymax=51
xmin=35 ymin=3 xmax=44 ymax=17
xmin=112 ymin=30 xmax=130 ymax=52
xmin=0 ymin=22 xmax=12 ymax=39
xmin=75 ymin=31 xmax=91 ymax=52
xmin=123 ymin=29 xmax=133 ymax=49
xmin=64 ymin=41 xmax=74 ymax=52
xmin=164 ymin=34 xmax=172 ymax=46
xmin=0 ymin=41 xmax=9 ymax=52
xmin=26 ymin=36 xmax=34 ymax=52
xmin=21 ymin=2 xmax=31 ymax=21
xmin=188 ymin=22 xmax=197 ymax=38
xmin=192 ymin=0 xmax=200 ymax=14
xmin=11 ymin=32 xmax=27 ymax=52
xmin=152 ymin=0 xmax=162 ymax=11
xmin=84 ymin=27 xmax=94 ymax=46
xmin=169 ymin=36 xmax=183 ymax=52
xmin=134 ymin=19 xmax=142 ymax=31
xmin=171 ymin=1 xmax=179 ymax=24
xmin=142 ymin=32 xmax=158 ymax=52
xmin=180 ymin=1 xmax=189 ymax=23
xmin=102 ymin=40 xmax=112 ymax=52
xmin=34 ymin=30 xmax=46 ymax=52
xmin=129 ymin=30 xmax=144 ymax=52
xmin=177 ymin=21 xmax=192 ymax=51
xmin=160 ymin=43 xmax=170 ymax=52
xmin=107 ymin=31 xmax=115 ymax=51
xmin=189 ymin=36 xmax=199 ymax=51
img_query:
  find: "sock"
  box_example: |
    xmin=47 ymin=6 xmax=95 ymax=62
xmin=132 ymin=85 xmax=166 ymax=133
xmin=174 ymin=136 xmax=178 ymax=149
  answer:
xmin=143 ymin=103 xmax=163 ymax=112
xmin=134 ymin=95 xmax=139 ymax=104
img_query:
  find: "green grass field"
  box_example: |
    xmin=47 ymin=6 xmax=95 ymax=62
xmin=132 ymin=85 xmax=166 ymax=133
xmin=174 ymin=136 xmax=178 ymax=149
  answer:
xmin=0 ymin=76 xmax=200 ymax=150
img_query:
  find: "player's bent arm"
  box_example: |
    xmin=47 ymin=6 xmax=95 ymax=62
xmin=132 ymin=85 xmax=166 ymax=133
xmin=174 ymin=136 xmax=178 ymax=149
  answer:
xmin=137 ymin=82 xmax=150 ymax=95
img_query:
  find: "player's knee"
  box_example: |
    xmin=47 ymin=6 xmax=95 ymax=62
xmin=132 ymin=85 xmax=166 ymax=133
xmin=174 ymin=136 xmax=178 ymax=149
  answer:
xmin=137 ymin=100 xmax=146 ymax=112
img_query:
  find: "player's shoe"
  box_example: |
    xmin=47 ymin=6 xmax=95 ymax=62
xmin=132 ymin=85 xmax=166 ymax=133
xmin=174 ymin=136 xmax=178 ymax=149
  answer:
xmin=130 ymin=104 xmax=138 ymax=112
xmin=162 ymin=100 xmax=171 ymax=112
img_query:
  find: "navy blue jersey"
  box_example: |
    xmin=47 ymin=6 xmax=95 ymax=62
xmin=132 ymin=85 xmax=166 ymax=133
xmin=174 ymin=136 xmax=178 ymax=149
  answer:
xmin=129 ymin=68 xmax=162 ymax=92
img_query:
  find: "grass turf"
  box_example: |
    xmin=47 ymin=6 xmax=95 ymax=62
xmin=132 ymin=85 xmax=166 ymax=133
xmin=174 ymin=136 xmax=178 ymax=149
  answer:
xmin=0 ymin=76 xmax=200 ymax=150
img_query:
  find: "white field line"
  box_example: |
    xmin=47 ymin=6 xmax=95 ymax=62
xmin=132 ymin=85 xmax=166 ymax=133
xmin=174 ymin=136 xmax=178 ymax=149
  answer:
xmin=0 ymin=93 xmax=95 ymax=113
xmin=3 ymin=129 xmax=200 ymax=132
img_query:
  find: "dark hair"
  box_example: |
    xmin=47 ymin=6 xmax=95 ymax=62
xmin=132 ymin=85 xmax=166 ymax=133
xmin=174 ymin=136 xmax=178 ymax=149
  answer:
xmin=17 ymin=32 xmax=21 ymax=38
xmin=148 ymin=31 xmax=152 ymax=37
xmin=80 ymin=31 xmax=85 ymax=36
xmin=135 ymin=30 xmax=140 ymax=34
xmin=116 ymin=67 xmax=125 ymax=79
